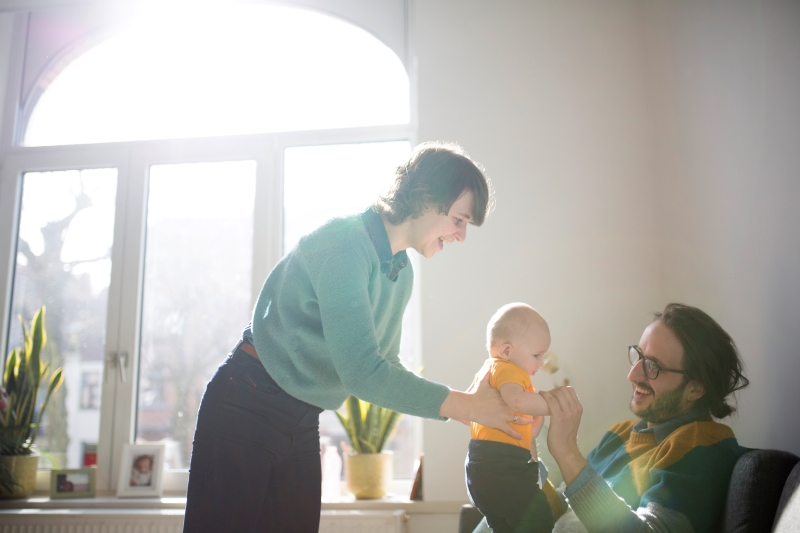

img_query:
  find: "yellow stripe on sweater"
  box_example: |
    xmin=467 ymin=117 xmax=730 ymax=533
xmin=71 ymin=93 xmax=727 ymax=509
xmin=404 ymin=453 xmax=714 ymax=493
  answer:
xmin=626 ymin=420 xmax=735 ymax=497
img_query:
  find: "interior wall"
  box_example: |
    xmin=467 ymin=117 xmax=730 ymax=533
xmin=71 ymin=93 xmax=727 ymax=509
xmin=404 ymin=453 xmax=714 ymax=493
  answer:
xmin=413 ymin=0 xmax=664 ymax=501
xmin=642 ymin=0 xmax=800 ymax=455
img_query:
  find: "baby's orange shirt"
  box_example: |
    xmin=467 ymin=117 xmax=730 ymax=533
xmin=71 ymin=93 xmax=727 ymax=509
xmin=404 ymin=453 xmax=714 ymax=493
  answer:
xmin=470 ymin=359 xmax=534 ymax=449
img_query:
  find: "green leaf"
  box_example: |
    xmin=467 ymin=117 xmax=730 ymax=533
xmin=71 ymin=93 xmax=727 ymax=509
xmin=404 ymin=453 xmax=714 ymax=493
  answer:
xmin=31 ymin=306 xmax=47 ymax=360
xmin=365 ymin=403 xmax=380 ymax=449
xmin=376 ymin=410 xmax=402 ymax=452
xmin=358 ymin=436 xmax=377 ymax=454
xmin=4 ymin=349 xmax=18 ymax=391
xmin=346 ymin=396 xmax=363 ymax=443
xmin=28 ymin=308 xmax=46 ymax=393
xmin=334 ymin=410 xmax=357 ymax=453
xmin=334 ymin=396 xmax=402 ymax=455
xmin=30 ymin=368 xmax=63 ymax=445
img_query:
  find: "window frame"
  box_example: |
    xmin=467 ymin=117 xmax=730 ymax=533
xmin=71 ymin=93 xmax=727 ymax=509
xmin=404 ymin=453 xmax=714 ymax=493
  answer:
xmin=0 ymin=4 xmax=420 ymax=495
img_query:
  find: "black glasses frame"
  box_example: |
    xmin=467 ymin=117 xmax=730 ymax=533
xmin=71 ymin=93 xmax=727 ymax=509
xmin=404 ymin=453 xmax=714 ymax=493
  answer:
xmin=628 ymin=345 xmax=687 ymax=380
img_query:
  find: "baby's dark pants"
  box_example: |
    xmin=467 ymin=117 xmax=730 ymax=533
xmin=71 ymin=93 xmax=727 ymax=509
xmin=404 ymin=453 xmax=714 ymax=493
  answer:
xmin=466 ymin=439 xmax=555 ymax=533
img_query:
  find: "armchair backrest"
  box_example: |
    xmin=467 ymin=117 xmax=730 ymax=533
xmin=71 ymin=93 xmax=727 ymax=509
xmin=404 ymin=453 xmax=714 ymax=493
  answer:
xmin=772 ymin=460 xmax=800 ymax=533
xmin=718 ymin=449 xmax=799 ymax=533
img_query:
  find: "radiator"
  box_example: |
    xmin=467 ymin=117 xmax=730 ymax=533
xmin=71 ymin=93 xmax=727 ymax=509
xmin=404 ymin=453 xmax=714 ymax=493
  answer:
xmin=0 ymin=509 xmax=408 ymax=533
xmin=320 ymin=510 xmax=407 ymax=533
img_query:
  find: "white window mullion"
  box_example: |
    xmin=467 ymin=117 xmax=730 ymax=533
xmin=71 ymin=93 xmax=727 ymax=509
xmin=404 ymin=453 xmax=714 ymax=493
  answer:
xmin=0 ymin=165 xmax=23 ymax=355
xmin=107 ymin=148 xmax=149 ymax=492
xmin=93 ymin=147 xmax=132 ymax=493
xmin=251 ymin=144 xmax=281 ymax=305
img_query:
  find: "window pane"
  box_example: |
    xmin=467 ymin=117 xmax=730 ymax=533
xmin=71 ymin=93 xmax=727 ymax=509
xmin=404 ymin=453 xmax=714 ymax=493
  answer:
xmin=7 ymin=169 xmax=117 ymax=469
xmin=25 ymin=5 xmax=409 ymax=146
xmin=137 ymin=161 xmax=255 ymax=470
xmin=283 ymin=142 xmax=417 ymax=478
xmin=283 ymin=141 xmax=411 ymax=254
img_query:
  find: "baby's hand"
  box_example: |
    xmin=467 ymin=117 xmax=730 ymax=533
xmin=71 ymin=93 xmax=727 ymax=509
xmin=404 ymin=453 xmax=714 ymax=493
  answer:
xmin=530 ymin=415 xmax=545 ymax=438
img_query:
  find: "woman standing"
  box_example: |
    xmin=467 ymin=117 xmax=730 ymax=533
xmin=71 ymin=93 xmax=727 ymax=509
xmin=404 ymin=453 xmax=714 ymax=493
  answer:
xmin=183 ymin=142 xmax=523 ymax=532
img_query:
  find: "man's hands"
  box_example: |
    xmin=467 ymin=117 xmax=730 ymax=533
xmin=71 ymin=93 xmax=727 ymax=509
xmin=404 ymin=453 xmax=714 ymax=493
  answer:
xmin=539 ymin=386 xmax=588 ymax=486
xmin=439 ymin=359 xmax=532 ymax=439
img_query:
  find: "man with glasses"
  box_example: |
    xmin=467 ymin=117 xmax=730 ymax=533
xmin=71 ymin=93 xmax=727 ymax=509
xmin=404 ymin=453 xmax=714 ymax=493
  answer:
xmin=540 ymin=303 xmax=749 ymax=533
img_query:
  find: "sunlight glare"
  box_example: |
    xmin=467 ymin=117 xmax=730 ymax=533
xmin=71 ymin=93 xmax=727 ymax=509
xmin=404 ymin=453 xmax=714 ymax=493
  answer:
xmin=147 ymin=161 xmax=256 ymax=226
xmin=283 ymin=142 xmax=410 ymax=253
xmin=25 ymin=4 xmax=410 ymax=146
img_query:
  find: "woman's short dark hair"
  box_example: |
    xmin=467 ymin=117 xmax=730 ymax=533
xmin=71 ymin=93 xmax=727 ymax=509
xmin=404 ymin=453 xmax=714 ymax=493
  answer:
xmin=655 ymin=303 xmax=749 ymax=419
xmin=375 ymin=141 xmax=493 ymax=226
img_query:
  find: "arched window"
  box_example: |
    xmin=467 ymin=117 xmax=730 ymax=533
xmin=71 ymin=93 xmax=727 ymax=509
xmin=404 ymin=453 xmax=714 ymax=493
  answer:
xmin=24 ymin=4 xmax=410 ymax=146
xmin=1 ymin=2 xmax=418 ymax=494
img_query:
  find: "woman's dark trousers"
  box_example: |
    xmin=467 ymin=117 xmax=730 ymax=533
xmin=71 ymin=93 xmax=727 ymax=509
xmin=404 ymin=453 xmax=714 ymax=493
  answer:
xmin=183 ymin=343 xmax=323 ymax=532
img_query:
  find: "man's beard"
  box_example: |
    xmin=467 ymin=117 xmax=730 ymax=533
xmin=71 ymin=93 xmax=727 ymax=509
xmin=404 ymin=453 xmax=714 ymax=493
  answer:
xmin=630 ymin=382 xmax=687 ymax=425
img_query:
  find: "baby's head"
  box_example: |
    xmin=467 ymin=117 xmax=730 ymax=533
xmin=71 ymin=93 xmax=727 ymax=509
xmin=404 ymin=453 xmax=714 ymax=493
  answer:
xmin=134 ymin=455 xmax=153 ymax=474
xmin=486 ymin=303 xmax=551 ymax=376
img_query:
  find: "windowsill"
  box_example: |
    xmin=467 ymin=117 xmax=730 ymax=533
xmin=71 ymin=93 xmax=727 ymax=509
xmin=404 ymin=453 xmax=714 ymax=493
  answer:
xmin=4 ymin=471 xmax=466 ymax=514
xmin=0 ymin=495 xmax=467 ymax=514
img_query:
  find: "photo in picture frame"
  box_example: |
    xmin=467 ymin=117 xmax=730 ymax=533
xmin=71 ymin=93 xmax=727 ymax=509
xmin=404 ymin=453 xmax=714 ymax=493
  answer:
xmin=116 ymin=443 xmax=165 ymax=498
xmin=50 ymin=468 xmax=96 ymax=499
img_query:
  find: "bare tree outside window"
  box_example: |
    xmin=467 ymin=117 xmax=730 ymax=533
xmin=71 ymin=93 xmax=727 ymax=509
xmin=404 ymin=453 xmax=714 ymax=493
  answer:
xmin=8 ymin=170 xmax=116 ymax=468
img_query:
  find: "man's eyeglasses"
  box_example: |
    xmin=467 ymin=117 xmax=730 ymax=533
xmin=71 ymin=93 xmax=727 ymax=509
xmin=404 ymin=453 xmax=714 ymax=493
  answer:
xmin=628 ymin=345 xmax=686 ymax=380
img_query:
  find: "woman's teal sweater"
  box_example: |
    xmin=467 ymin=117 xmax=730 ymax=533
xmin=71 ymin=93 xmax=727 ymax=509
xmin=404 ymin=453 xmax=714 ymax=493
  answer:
xmin=250 ymin=213 xmax=450 ymax=419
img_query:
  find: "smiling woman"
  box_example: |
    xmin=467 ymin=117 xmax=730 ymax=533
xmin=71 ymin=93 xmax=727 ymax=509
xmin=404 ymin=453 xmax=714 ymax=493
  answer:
xmin=23 ymin=4 xmax=410 ymax=146
xmin=181 ymin=141 xmax=503 ymax=532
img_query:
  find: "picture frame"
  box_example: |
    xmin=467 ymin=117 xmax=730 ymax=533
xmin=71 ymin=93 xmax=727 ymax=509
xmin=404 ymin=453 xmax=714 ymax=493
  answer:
xmin=116 ymin=443 xmax=165 ymax=498
xmin=50 ymin=468 xmax=96 ymax=499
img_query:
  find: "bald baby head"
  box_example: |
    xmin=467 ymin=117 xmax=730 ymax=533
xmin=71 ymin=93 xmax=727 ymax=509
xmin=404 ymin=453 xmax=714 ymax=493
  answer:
xmin=486 ymin=303 xmax=549 ymax=354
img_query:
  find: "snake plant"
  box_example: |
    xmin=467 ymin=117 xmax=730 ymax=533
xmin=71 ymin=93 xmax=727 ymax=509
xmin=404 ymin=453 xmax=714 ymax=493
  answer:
xmin=335 ymin=396 xmax=402 ymax=454
xmin=0 ymin=306 xmax=64 ymax=491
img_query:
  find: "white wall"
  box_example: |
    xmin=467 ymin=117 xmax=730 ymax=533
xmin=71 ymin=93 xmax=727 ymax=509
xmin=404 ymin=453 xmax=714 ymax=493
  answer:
xmin=414 ymin=0 xmax=800 ymax=505
xmin=413 ymin=0 xmax=664 ymax=501
xmin=642 ymin=0 xmax=800 ymax=455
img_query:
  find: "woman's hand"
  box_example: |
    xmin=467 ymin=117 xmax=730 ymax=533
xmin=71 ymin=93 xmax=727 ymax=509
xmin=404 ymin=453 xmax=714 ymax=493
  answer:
xmin=466 ymin=359 xmax=492 ymax=393
xmin=539 ymin=386 xmax=587 ymax=486
xmin=439 ymin=368 xmax=531 ymax=439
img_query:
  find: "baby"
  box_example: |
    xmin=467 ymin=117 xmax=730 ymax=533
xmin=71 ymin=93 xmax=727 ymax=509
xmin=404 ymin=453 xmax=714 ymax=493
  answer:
xmin=130 ymin=454 xmax=154 ymax=487
xmin=465 ymin=303 xmax=563 ymax=533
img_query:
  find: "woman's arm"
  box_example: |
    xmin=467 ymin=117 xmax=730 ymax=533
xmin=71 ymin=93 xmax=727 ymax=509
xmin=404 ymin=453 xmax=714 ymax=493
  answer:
xmin=498 ymin=383 xmax=551 ymax=417
xmin=439 ymin=371 xmax=531 ymax=439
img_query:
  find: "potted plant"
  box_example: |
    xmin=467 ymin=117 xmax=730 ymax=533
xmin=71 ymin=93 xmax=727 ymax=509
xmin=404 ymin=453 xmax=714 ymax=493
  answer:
xmin=0 ymin=306 xmax=63 ymax=498
xmin=335 ymin=395 xmax=402 ymax=499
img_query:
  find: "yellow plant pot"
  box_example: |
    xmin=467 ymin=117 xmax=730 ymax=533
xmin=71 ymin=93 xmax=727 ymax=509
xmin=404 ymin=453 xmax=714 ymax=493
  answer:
xmin=0 ymin=455 xmax=39 ymax=499
xmin=345 ymin=451 xmax=393 ymax=499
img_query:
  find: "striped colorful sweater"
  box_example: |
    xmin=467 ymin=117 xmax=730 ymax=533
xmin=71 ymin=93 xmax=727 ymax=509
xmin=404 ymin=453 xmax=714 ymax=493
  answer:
xmin=562 ymin=412 xmax=745 ymax=533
